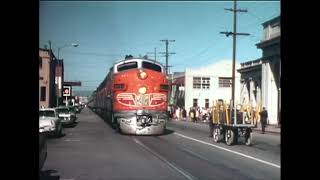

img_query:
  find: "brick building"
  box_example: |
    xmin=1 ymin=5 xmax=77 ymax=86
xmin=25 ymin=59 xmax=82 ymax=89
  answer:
xmin=39 ymin=48 xmax=57 ymax=108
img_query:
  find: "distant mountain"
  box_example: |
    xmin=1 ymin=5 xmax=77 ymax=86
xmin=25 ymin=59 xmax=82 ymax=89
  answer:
xmin=72 ymin=90 xmax=93 ymax=97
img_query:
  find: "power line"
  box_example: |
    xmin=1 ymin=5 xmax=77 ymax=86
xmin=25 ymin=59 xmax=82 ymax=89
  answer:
xmin=160 ymin=39 xmax=176 ymax=75
xmin=63 ymin=51 xmax=123 ymax=57
xmin=146 ymin=47 xmax=157 ymax=61
xmin=221 ymin=0 xmax=250 ymax=108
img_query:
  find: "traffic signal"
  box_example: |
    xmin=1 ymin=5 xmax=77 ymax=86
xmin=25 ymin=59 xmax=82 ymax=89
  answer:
xmin=63 ymin=86 xmax=71 ymax=96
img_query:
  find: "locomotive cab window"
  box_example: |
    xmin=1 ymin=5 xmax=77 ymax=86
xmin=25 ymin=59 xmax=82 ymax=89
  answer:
xmin=117 ymin=61 xmax=138 ymax=72
xmin=142 ymin=61 xmax=162 ymax=72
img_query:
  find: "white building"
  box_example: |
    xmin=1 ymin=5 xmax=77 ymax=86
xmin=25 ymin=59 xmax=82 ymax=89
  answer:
xmin=238 ymin=16 xmax=280 ymax=125
xmin=172 ymin=60 xmax=241 ymax=110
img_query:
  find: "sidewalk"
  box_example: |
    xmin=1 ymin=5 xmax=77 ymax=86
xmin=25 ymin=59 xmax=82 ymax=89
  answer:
xmin=253 ymin=124 xmax=281 ymax=134
xmin=170 ymin=117 xmax=281 ymax=134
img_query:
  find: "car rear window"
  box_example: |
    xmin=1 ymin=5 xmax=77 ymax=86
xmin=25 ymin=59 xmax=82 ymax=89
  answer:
xmin=57 ymin=108 xmax=69 ymax=113
xmin=39 ymin=110 xmax=55 ymax=117
xmin=142 ymin=61 xmax=162 ymax=72
xmin=117 ymin=61 xmax=138 ymax=72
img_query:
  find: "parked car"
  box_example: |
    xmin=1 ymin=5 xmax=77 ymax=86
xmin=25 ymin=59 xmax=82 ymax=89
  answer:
xmin=39 ymin=133 xmax=47 ymax=171
xmin=56 ymin=106 xmax=75 ymax=125
xmin=68 ymin=106 xmax=77 ymax=119
xmin=39 ymin=108 xmax=63 ymax=137
xmin=74 ymin=103 xmax=81 ymax=113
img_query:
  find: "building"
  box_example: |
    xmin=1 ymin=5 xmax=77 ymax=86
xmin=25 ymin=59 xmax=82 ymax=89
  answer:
xmin=237 ymin=15 xmax=280 ymax=125
xmin=55 ymin=59 xmax=64 ymax=106
xmin=171 ymin=60 xmax=241 ymax=110
xmin=39 ymin=48 xmax=58 ymax=108
xmin=169 ymin=72 xmax=185 ymax=107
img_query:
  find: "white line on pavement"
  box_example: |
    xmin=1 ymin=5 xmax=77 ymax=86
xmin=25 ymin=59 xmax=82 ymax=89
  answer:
xmin=64 ymin=139 xmax=80 ymax=142
xmin=174 ymin=132 xmax=281 ymax=169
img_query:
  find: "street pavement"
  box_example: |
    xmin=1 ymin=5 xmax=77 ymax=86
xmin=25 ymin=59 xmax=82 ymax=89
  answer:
xmin=41 ymin=107 xmax=280 ymax=180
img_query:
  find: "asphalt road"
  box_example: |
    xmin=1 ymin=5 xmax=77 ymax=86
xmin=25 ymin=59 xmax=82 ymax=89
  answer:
xmin=41 ymin=107 xmax=280 ymax=180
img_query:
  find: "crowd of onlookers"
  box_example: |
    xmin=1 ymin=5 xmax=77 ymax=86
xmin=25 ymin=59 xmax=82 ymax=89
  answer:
xmin=168 ymin=105 xmax=212 ymax=123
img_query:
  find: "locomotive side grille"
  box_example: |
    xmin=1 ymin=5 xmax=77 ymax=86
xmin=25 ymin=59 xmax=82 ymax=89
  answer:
xmin=114 ymin=84 xmax=126 ymax=90
xmin=160 ymin=84 xmax=169 ymax=91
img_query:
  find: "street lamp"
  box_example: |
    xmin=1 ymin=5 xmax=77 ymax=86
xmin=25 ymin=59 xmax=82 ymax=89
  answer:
xmin=57 ymin=43 xmax=79 ymax=60
xmin=56 ymin=43 xmax=79 ymax=107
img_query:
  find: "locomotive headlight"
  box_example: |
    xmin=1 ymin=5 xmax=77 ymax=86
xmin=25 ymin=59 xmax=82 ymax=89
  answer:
xmin=138 ymin=71 xmax=148 ymax=80
xmin=138 ymin=86 xmax=147 ymax=94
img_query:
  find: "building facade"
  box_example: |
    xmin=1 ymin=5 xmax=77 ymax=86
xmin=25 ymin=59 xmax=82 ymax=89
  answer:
xmin=55 ymin=59 xmax=64 ymax=106
xmin=172 ymin=61 xmax=241 ymax=110
xmin=238 ymin=16 xmax=280 ymax=125
xmin=39 ymin=48 xmax=57 ymax=108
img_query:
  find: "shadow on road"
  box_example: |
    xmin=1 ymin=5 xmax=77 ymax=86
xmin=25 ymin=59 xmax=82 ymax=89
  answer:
xmin=157 ymin=129 xmax=175 ymax=136
xmin=45 ymin=133 xmax=66 ymax=139
xmin=63 ymin=121 xmax=79 ymax=128
xmin=39 ymin=170 xmax=60 ymax=180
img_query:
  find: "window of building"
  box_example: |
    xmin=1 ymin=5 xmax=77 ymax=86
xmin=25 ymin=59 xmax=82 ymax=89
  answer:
xmin=202 ymin=77 xmax=210 ymax=89
xmin=40 ymin=86 xmax=46 ymax=101
xmin=193 ymin=99 xmax=198 ymax=107
xmin=205 ymin=99 xmax=209 ymax=109
xmin=39 ymin=57 xmax=42 ymax=68
xmin=219 ymin=77 xmax=232 ymax=87
xmin=193 ymin=77 xmax=201 ymax=89
xmin=193 ymin=77 xmax=210 ymax=89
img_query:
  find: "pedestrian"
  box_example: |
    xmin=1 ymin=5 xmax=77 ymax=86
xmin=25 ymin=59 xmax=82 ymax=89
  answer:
xmin=182 ymin=108 xmax=187 ymax=121
xmin=259 ymin=107 xmax=268 ymax=134
xmin=208 ymin=107 xmax=214 ymax=137
xmin=175 ymin=107 xmax=180 ymax=120
xmin=190 ymin=107 xmax=196 ymax=122
xmin=195 ymin=107 xmax=199 ymax=122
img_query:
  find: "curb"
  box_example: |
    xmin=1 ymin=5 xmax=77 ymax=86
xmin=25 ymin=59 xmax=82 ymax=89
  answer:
xmin=252 ymin=128 xmax=281 ymax=135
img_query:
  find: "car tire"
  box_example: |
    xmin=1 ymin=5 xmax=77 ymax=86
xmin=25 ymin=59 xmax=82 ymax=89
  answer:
xmin=56 ymin=124 xmax=63 ymax=137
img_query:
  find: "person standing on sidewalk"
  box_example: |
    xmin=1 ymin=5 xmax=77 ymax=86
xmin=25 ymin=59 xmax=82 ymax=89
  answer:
xmin=182 ymin=108 xmax=187 ymax=121
xmin=208 ymin=107 xmax=214 ymax=137
xmin=259 ymin=107 xmax=268 ymax=134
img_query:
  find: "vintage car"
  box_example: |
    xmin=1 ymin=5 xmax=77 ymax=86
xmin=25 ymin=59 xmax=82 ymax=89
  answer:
xmin=68 ymin=106 xmax=77 ymax=119
xmin=39 ymin=108 xmax=63 ymax=137
xmin=56 ymin=106 xmax=76 ymax=125
xmin=39 ymin=133 xmax=47 ymax=171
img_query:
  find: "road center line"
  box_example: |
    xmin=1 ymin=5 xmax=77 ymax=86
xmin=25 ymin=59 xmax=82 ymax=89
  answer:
xmin=174 ymin=132 xmax=280 ymax=169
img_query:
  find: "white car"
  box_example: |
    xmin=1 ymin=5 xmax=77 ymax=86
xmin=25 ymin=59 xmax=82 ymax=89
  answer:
xmin=39 ymin=108 xmax=63 ymax=137
xmin=56 ymin=106 xmax=75 ymax=125
xmin=39 ymin=133 xmax=47 ymax=171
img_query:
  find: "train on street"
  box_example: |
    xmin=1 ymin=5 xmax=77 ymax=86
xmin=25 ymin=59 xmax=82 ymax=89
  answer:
xmin=88 ymin=57 xmax=169 ymax=135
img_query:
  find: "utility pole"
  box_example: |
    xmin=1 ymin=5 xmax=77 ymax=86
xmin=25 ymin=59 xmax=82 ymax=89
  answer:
xmin=160 ymin=39 xmax=175 ymax=75
xmin=147 ymin=47 xmax=157 ymax=61
xmin=220 ymin=0 xmax=249 ymax=109
xmin=48 ymin=40 xmax=52 ymax=50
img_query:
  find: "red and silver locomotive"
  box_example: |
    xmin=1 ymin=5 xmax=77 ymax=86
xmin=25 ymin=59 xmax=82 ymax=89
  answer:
xmin=92 ymin=57 xmax=169 ymax=135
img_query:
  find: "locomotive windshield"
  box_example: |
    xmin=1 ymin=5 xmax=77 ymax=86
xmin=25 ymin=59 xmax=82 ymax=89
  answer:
xmin=117 ymin=61 xmax=138 ymax=72
xmin=142 ymin=61 xmax=162 ymax=72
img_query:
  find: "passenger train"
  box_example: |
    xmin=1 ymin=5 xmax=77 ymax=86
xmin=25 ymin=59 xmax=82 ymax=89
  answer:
xmin=89 ymin=57 xmax=169 ymax=135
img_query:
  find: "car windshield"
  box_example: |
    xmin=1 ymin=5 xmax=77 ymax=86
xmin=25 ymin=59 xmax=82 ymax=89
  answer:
xmin=39 ymin=110 xmax=55 ymax=117
xmin=57 ymin=108 xmax=69 ymax=113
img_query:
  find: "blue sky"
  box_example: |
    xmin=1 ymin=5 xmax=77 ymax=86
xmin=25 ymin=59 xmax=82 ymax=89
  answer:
xmin=39 ymin=1 xmax=280 ymax=92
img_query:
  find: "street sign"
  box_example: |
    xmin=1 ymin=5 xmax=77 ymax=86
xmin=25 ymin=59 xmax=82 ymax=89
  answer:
xmin=63 ymin=86 xmax=71 ymax=97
